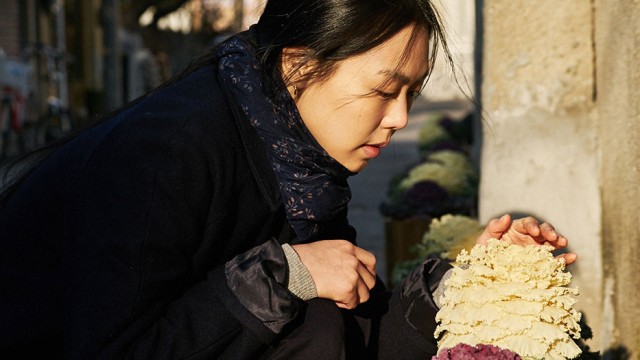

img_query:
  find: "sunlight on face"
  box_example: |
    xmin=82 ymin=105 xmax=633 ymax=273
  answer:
xmin=294 ymin=25 xmax=430 ymax=173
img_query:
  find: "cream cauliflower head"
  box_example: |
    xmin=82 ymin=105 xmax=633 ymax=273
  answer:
xmin=398 ymin=150 xmax=476 ymax=196
xmin=420 ymin=214 xmax=484 ymax=261
xmin=434 ymin=239 xmax=582 ymax=360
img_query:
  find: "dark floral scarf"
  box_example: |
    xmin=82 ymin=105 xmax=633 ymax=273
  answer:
xmin=215 ymin=32 xmax=355 ymax=243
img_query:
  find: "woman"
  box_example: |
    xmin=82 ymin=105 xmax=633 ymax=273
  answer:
xmin=0 ymin=0 xmax=576 ymax=358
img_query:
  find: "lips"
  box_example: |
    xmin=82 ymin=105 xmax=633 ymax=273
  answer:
xmin=362 ymin=141 xmax=389 ymax=158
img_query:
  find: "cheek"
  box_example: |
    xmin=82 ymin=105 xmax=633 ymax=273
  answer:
xmin=300 ymin=84 xmax=387 ymax=144
xmin=349 ymin=101 xmax=386 ymax=133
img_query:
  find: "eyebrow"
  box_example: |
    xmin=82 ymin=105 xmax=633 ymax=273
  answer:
xmin=377 ymin=69 xmax=429 ymax=86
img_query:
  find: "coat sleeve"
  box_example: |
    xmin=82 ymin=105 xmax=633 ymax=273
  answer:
xmin=100 ymin=240 xmax=303 ymax=360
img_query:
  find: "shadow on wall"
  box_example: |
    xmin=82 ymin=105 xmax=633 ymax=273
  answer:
xmin=601 ymin=347 xmax=630 ymax=360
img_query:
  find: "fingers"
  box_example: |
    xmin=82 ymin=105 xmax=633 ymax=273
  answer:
xmin=476 ymin=214 xmax=511 ymax=244
xmin=334 ymin=284 xmax=369 ymax=309
xmin=478 ymin=215 xmax=577 ymax=267
xmin=294 ymin=240 xmax=376 ymax=309
xmin=333 ymin=264 xmax=374 ymax=309
xmin=339 ymin=251 xmax=376 ymax=308
xmin=357 ymin=261 xmax=377 ymax=290
xmin=354 ymin=246 xmax=377 ymax=277
xmin=490 ymin=214 xmax=511 ymax=235
xmin=556 ymin=234 xmax=568 ymax=248
xmin=557 ymin=252 xmax=578 ymax=265
xmin=539 ymin=222 xmax=557 ymax=241
xmin=517 ymin=216 xmax=541 ymax=237
xmin=335 ymin=302 xmax=350 ymax=309
xmin=538 ymin=222 xmax=570 ymax=250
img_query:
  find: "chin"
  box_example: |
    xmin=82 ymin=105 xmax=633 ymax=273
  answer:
xmin=350 ymin=161 xmax=369 ymax=173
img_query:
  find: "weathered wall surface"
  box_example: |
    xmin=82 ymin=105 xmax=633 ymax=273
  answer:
xmin=423 ymin=0 xmax=476 ymax=102
xmin=478 ymin=0 xmax=603 ymax=348
xmin=595 ymin=0 xmax=640 ymax=355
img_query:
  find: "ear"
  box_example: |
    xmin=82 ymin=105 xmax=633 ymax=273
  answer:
xmin=280 ymin=47 xmax=317 ymax=89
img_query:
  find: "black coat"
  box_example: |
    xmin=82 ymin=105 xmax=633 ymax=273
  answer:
xmin=0 ymin=60 xmax=311 ymax=358
xmin=0 ymin=54 xmax=448 ymax=360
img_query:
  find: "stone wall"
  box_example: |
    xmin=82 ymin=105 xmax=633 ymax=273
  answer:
xmin=478 ymin=0 xmax=603 ymax=349
xmin=480 ymin=0 xmax=640 ymax=356
xmin=595 ymin=0 xmax=640 ymax=355
xmin=422 ymin=0 xmax=476 ymax=103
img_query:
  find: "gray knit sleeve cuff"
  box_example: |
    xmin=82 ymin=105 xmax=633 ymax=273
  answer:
xmin=432 ymin=268 xmax=453 ymax=308
xmin=282 ymin=243 xmax=318 ymax=301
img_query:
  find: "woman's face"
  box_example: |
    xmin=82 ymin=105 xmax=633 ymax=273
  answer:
xmin=293 ymin=25 xmax=430 ymax=173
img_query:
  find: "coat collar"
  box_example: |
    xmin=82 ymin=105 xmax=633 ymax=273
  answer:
xmin=217 ymin=69 xmax=283 ymax=213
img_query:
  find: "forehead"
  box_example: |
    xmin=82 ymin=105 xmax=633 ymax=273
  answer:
xmin=334 ymin=25 xmax=430 ymax=84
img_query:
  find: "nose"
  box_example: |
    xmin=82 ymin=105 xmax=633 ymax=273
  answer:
xmin=381 ymin=97 xmax=409 ymax=130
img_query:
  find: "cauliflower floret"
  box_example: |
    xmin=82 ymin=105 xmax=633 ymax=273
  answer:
xmin=435 ymin=239 xmax=582 ymax=360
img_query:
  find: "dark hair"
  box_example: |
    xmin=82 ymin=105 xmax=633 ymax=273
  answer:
xmin=0 ymin=0 xmax=455 ymax=206
xmin=254 ymin=0 xmax=453 ymax=93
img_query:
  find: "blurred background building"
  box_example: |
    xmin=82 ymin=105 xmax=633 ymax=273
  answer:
xmin=0 ymin=0 xmax=638 ymax=357
xmin=0 ymin=0 xmax=265 ymax=133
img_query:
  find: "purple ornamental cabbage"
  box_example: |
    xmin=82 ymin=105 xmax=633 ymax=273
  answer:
xmin=432 ymin=343 xmax=522 ymax=360
xmin=402 ymin=180 xmax=449 ymax=205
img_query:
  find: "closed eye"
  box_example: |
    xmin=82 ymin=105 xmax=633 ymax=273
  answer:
xmin=409 ymin=90 xmax=422 ymax=100
xmin=376 ymin=90 xmax=396 ymax=100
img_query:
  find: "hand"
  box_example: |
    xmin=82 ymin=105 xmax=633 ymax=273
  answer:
xmin=292 ymin=240 xmax=376 ymax=309
xmin=476 ymin=214 xmax=577 ymax=265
